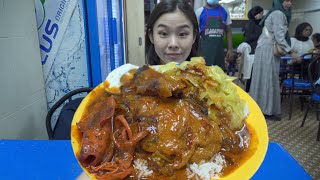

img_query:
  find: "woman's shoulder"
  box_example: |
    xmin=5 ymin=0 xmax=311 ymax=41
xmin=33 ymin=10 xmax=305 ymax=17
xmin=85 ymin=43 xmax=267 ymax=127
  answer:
xmin=244 ymin=20 xmax=259 ymax=29
xmin=293 ymin=38 xmax=314 ymax=45
xmin=271 ymin=10 xmax=285 ymax=15
xmin=291 ymin=37 xmax=312 ymax=45
xmin=266 ymin=10 xmax=286 ymax=24
xmin=291 ymin=37 xmax=297 ymax=42
xmin=307 ymin=38 xmax=314 ymax=44
xmin=306 ymin=39 xmax=315 ymax=48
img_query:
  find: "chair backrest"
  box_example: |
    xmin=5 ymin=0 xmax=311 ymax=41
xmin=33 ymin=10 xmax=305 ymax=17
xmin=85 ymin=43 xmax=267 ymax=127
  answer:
xmin=307 ymin=53 xmax=320 ymax=87
xmin=46 ymin=87 xmax=93 ymax=139
xmin=301 ymin=52 xmax=320 ymax=78
xmin=286 ymin=52 xmax=320 ymax=81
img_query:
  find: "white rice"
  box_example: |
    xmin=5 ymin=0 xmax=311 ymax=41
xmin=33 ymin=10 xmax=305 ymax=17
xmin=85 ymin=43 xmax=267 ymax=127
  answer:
xmin=105 ymin=64 xmax=139 ymax=88
xmin=187 ymin=153 xmax=226 ymax=180
xmin=133 ymin=159 xmax=153 ymax=179
xmin=133 ymin=153 xmax=226 ymax=180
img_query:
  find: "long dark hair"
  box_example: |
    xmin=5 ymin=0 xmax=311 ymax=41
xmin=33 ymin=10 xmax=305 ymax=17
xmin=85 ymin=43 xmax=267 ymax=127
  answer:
xmin=145 ymin=0 xmax=200 ymax=65
xmin=294 ymin=22 xmax=313 ymax=42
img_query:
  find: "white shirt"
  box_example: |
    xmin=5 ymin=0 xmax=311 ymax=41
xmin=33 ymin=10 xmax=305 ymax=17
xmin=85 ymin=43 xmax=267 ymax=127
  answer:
xmin=290 ymin=37 xmax=314 ymax=57
xmin=237 ymin=42 xmax=253 ymax=79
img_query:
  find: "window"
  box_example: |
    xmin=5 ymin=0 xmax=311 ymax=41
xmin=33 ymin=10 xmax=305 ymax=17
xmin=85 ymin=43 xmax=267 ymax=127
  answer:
xmin=220 ymin=0 xmax=248 ymax=20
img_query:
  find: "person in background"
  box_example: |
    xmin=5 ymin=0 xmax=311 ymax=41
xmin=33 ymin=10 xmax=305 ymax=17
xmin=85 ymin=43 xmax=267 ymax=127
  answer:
xmin=311 ymin=33 xmax=320 ymax=53
xmin=242 ymin=5 xmax=264 ymax=91
xmin=290 ymin=22 xmax=314 ymax=56
xmin=290 ymin=22 xmax=314 ymax=78
xmin=225 ymin=51 xmax=238 ymax=76
xmin=310 ymin=33 xmax=320 ymax=94
xmin=146 ymin=0 xmax=200 ymax=65
xmin=195 ymin=0 xmax=233 ymax=69
xmin=310 ymin=33 xmax=320 ymax=60
xmin=249 ymin=0 xmax=300 ymax=121
xmin=243 ymin=6 xmax=264 ymax=54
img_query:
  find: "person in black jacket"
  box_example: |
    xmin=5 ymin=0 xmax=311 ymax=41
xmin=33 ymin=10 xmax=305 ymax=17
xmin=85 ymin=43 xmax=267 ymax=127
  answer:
xmin=243 ymin=6 xmax=264 ymax=54
xmin=242 ymin=6 xmax=263 ymax=92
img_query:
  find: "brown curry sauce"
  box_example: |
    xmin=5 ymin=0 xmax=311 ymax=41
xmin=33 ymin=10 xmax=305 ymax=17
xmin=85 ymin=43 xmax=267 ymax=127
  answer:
xmin=71 ymin=66 xmax=258 ymax=179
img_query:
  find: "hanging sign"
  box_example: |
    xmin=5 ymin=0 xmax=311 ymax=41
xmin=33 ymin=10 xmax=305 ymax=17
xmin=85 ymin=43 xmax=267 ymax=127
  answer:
xmin=34 ymin=0 xmax=78 ymax=81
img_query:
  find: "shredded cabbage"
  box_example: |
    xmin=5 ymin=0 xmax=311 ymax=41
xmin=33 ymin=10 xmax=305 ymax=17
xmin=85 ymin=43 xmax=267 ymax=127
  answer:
xmin=158 ymin=57 xmax=246 ymax=130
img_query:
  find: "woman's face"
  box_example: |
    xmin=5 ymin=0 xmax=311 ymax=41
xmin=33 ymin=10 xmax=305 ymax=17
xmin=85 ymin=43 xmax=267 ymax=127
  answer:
xmin=302 ymin=26 xmax=312 ymax=37
xmin=282 ymin=0 xmax=292 ymax=10
xmin=254 ymin=11 xmax=263 ymax=20
xmin=149 ymin=9 xmax=196 ymax=64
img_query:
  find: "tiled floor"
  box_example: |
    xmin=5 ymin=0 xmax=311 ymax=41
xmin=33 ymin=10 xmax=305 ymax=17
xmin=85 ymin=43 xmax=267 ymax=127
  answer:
xmin=267 ymin=97 xmax=320 ymax=179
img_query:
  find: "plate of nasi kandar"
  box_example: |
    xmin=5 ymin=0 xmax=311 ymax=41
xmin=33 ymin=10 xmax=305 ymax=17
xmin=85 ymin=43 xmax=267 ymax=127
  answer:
xmin=71 ymin=57 xmax=268 ymax=180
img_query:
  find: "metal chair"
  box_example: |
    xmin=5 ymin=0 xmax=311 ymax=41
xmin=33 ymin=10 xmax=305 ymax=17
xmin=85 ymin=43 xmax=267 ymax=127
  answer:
xmin=279 ymin=59 xmax=289 ymax=85
xmin=281 ymin=53 xmax=316 ymax=120
xmin=300 ymin=55 xmax=320 ymax=141
xmin=46 ymin=87 xmax=93 ymax=140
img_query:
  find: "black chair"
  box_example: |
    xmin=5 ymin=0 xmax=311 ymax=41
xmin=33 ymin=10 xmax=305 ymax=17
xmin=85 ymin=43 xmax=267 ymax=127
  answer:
xmin=46 ymin=87 xmax=93 ymax=140
xmin=300 ymin=54 xmax=320 ymax=141
xmin=281 ymin=53 xmax=315 ymax=120
xmin=279 ymin=57 xmax=290 ymax=83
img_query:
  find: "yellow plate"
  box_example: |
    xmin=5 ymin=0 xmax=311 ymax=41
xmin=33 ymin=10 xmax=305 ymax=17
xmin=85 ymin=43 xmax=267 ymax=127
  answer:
xmin=71 ymin=81 xmax=268 ymax=180
xmin=221 ymin=85 xmax=269 ymax=179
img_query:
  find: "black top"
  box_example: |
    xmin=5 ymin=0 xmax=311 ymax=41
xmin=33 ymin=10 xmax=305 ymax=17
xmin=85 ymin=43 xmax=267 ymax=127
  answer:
xmin=243 ymin=19 xmax=263 ymax=54
xmin=243 ymin=6 xmax=263 ymax=54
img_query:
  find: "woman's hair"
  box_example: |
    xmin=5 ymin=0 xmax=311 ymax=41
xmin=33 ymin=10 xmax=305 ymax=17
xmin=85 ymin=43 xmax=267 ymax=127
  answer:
xmin=145 ymin=0 xmax=200 ymax=65
xmin=312 ymin=33 xmax=320 ymax=48
xmin=248 ymin=6 xmax=263 ymax=20
xmin=312 ymin=33 xmax=320 ymax=43
xmin=294 ymin=22 xmax=313 ymax=41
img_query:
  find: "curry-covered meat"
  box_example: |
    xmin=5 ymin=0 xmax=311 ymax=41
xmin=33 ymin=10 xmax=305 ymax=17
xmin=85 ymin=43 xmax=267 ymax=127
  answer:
xmin=115 ymin=94 xmax=222 ymax=176
xmin=121 ymin=65 xmax=187 ymax=98
xmin=75 ymin=65 xmax=248 ymax=180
